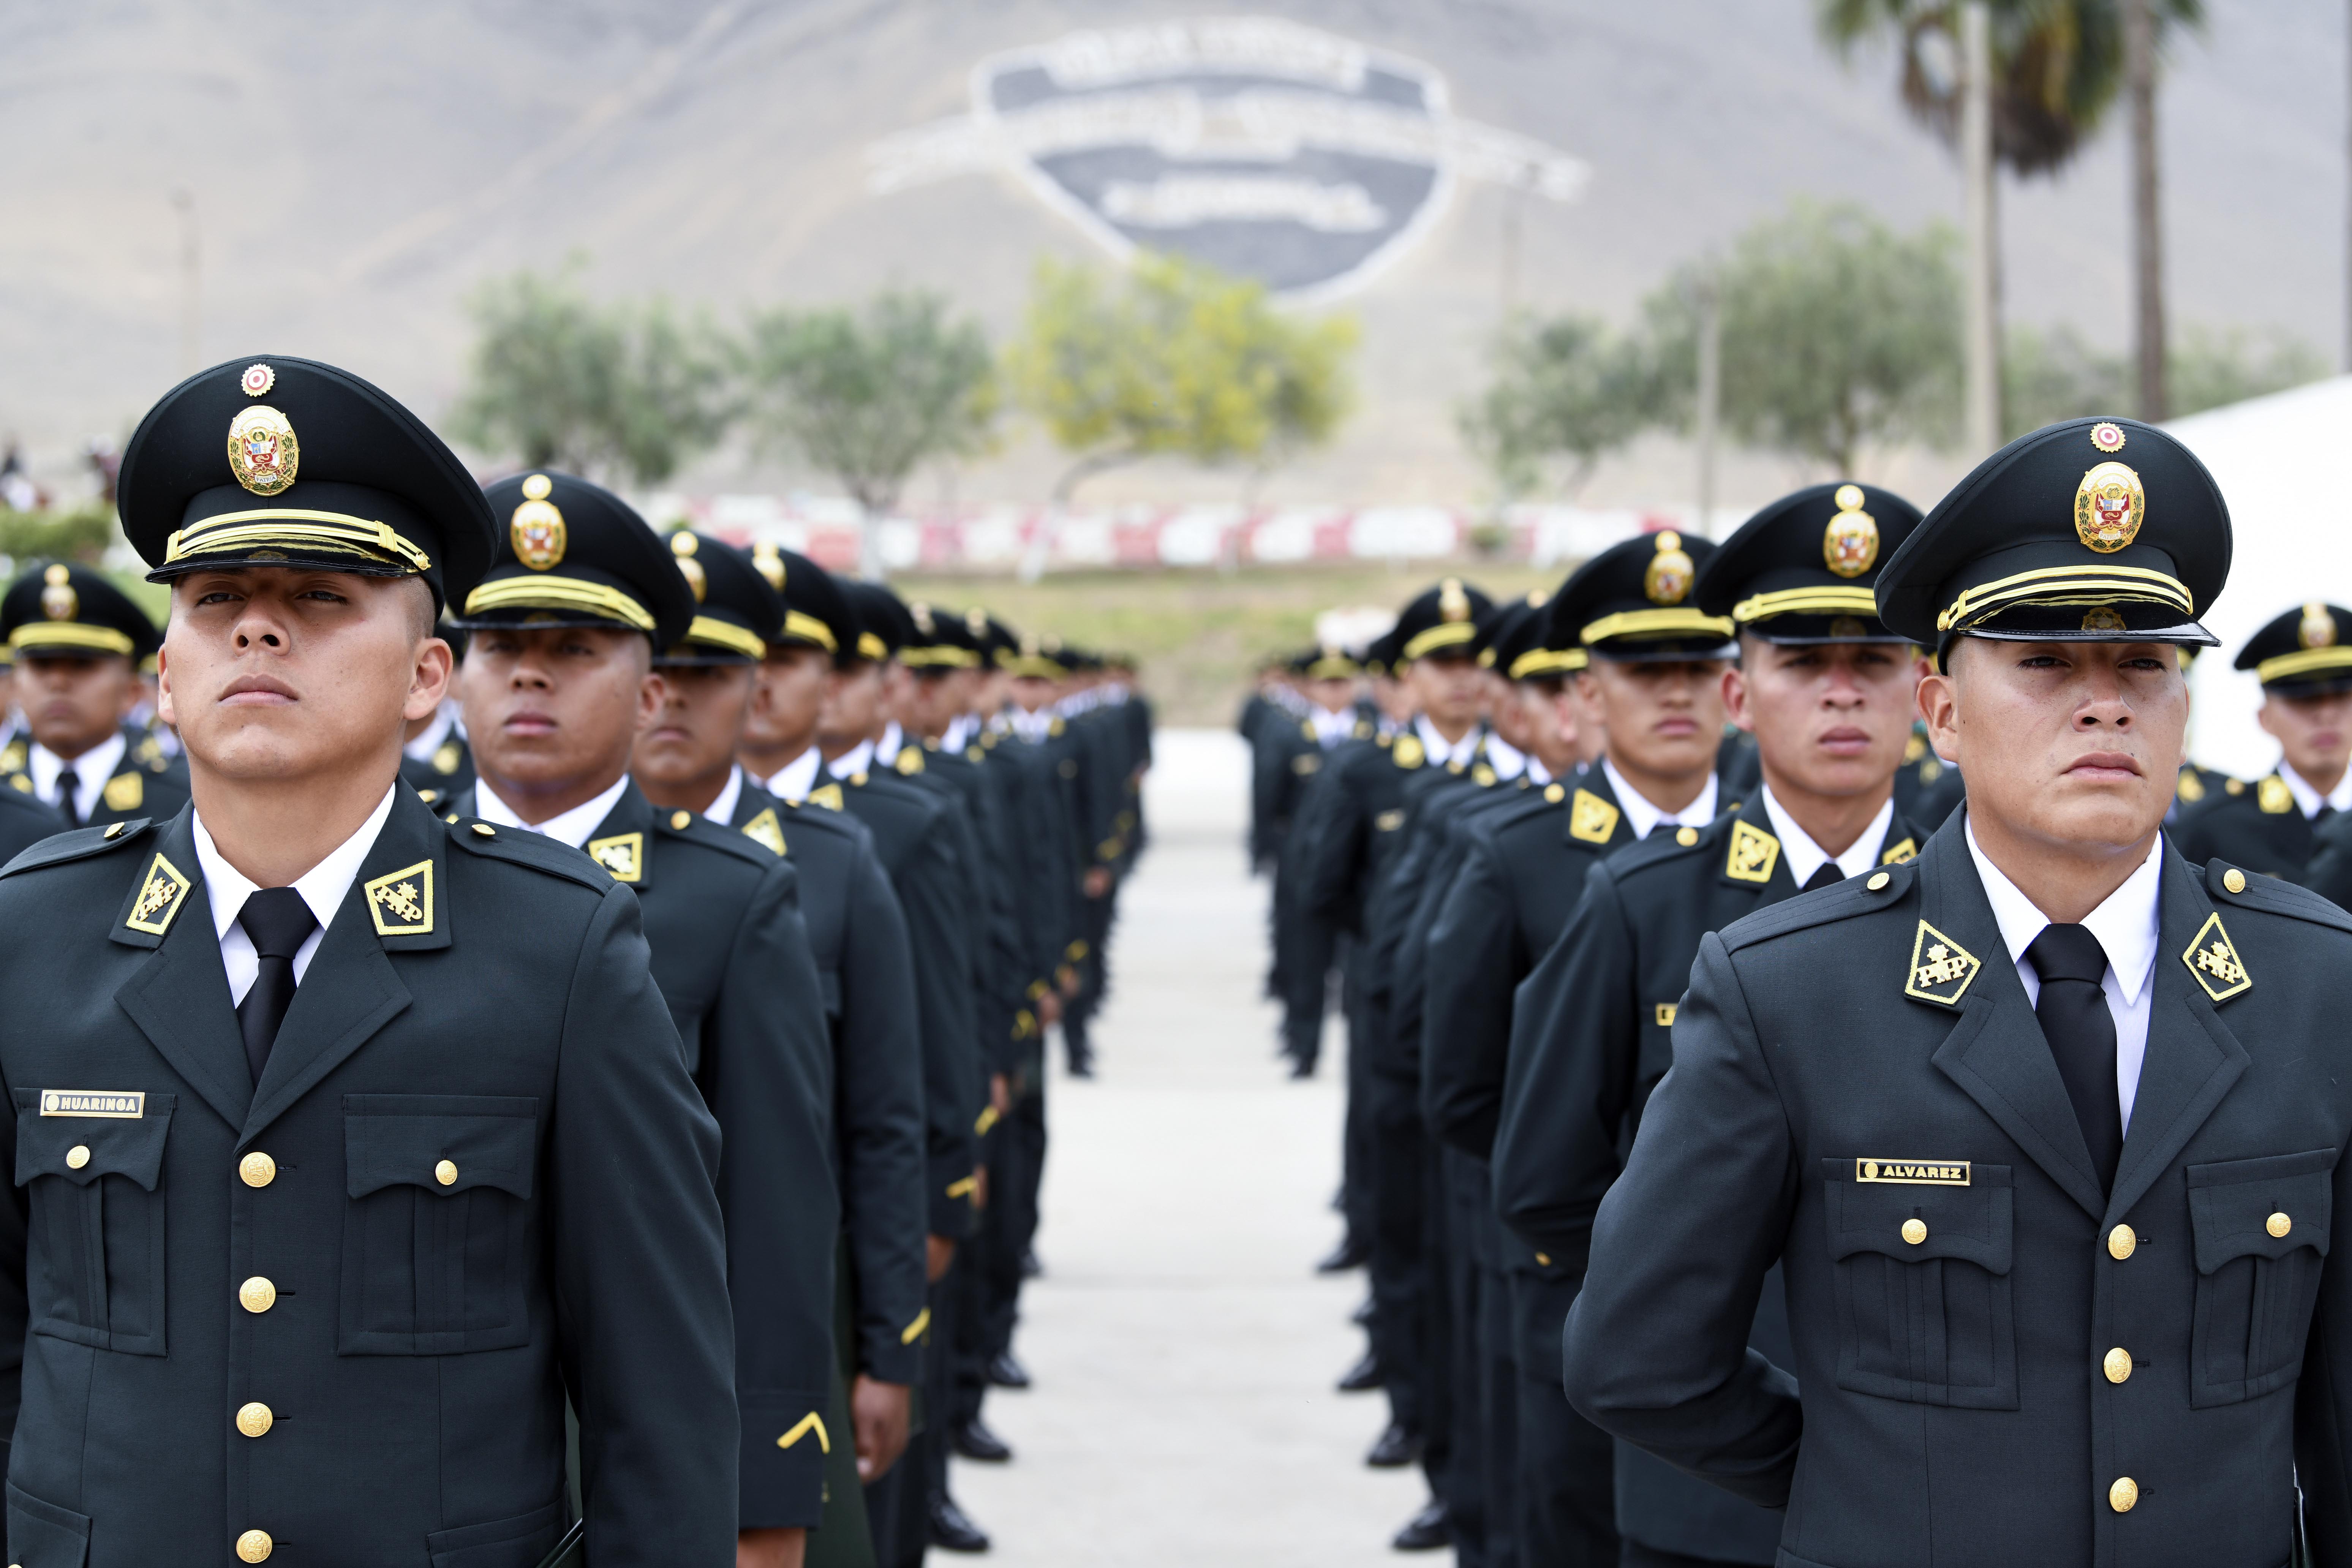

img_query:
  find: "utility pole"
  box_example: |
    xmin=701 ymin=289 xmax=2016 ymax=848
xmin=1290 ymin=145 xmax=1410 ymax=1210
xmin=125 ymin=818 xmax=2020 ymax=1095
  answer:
xmin=1694 ymin=272 xmax=1720 ymax=536
xmin=171 ymin=189 xmax=201 ymax=375
xmin=2122 ymin=0 xmax=2167 ymax=420
xmin=1960 ymin=2 xmax=2000 ymax=455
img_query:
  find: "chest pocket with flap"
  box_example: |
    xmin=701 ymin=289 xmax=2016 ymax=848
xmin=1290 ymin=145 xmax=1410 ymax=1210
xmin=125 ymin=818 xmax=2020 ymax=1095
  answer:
xmin=341 ymin=1094 xmax=539 ymax=1356
xmin=13 ymin=1090 xmax=174 ymax=1356
xmin=2186 ymin=1148 xmax=2335 ymax=1407
xmin=1823 ymin=1160 xmax=2016 ymax=1409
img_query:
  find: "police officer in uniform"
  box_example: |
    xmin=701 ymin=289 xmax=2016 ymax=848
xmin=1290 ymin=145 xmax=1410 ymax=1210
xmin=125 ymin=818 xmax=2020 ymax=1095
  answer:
xmin=0 ymin=356 xmax=740 ymax=1563
xmin=446 ymin=473 xmax=840 ymax=1565
xmin=2170 ymin=602 xmax=2352 ymax=882
xmin=1563 ymin=417 xmax=2352 ymax=1566
xmin=0 ymin=561 xmax=190 ymax=830
xmin=1495 ymin=484 xmax=1928 ymax=1568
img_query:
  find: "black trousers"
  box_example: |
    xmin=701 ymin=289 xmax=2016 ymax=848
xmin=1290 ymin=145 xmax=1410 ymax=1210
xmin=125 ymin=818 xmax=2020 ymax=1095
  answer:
xmin=1510 ymin=1268 xmax=1617 ymax=1568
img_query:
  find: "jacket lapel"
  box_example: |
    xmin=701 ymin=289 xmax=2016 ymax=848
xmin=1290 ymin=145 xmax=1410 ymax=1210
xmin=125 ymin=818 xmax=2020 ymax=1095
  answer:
xmin=1716 ymin=795 xmax=1797 ymax=898
xmin=111 ymin=807 xmax=254 ymax=1131
xmin=1560 ymin=767 xmax=1638 ymax=854
xmin=243 ymin=790 xmax=449 ymax=1138
xmin=2104 ymin=846 xmax=2249 ymax=1223
xmin=1920 ymin=820 xmax=2111 ymax=1221
xmin=585 ymin=780 xmax=656 ymax=892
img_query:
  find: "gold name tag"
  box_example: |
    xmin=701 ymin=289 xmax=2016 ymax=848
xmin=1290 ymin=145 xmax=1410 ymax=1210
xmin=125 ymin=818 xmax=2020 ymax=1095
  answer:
xmin=1856 ymin=1159 xmax=1968 ymax=1185
xmin=40 ymin=1090 xmax=145 ymax=1119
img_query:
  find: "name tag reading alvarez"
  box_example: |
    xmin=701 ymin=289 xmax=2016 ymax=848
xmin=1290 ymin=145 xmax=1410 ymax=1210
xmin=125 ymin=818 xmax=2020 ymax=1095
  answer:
xmin=39 ymin=1090 xmax=145 ymax=1119
xmin=1856 ymin=1159 xmax=1969 ymax=1185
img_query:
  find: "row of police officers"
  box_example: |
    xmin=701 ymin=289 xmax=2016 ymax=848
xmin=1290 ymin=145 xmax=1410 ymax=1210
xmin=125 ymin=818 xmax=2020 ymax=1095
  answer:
xmin=1248 ymin=416 xmax=2352 ymax=1567
xmin=0 ymin=354 xmax=1151 ymax=1568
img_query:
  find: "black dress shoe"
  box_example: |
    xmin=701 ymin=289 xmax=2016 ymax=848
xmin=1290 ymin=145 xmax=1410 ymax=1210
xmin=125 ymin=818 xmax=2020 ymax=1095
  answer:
xmin=1336 ymin=1351 xmax=1383 ymax=1392
xmin=1352 ymin=1296 xmax=1375 ymax=1326
xmin=1315 ymin=1235 xmax=1371 ymax=1274
xmin=950 ymin=1417 xmax=1014 ymax=1462
xmin=986 ymin=1351 xmax=1032 ymax=1389
xmin=928 ymin=1493 xmax=992 ymax=1553
xmin=1365 ymin=1421 xmax=1423 ymax=1468
xmin=1391 ymin=1501 xmax=1449 ymax=1551
xmin=1288 ymin=1056 xmax=1315 ymax=1080
xmin=1020 ymin=1247 xmax=1043 ymax=1279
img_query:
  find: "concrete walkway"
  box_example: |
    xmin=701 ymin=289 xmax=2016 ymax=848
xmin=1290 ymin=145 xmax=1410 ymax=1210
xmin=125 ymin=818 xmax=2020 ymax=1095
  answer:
xmin=952 ymin=727 xmax=1423 ymax=1566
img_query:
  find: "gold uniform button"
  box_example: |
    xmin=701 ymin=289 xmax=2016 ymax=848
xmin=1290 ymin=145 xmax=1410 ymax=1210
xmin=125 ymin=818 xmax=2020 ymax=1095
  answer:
xmin=2222 ymin=868 xmax=2247 ymax=894
xmin=236 ymin=1401 xmax=274 ymax=1437
xmin=671 ymin=809 xmax=692 ymax=830
xmin=2268 ymin=1211 xmax=2292 ymax=1238
xmin=65 ymin=1145 xmax=89 ymax=1170
xmin=435 ymin=1159 xmax=459 ymax=1187
xmin=2108 ymin=1224 xmax=2137 ymax=1260
xmin=237 ymin=1528 xmax=275 ymax=1561
xmin=240 ymin=1151 xmax=277 ymax=1188
xmin=1900 ymin=1218 xmax=1928 ymax=1246
xmin=1866 ymin=871 xmax=1890 ymax=891
xmin=2109 ymin=1476 xmax=2138 ymax=1513
xmin=2103 ymin=1347 xmax=2132 ymax=1384
xmin=1674 ymin=826 xmax=1699 ymax=847
xmin=239 ymin=1277 xmax=277 ymax=1314
xmin=1543 ymin=784 xmax=1565 ymax=803
xmin=471 ymin=823 xmax=496 ymax=837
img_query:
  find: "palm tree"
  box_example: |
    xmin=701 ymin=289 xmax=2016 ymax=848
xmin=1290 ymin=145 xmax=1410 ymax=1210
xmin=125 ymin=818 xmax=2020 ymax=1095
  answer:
xmin=1817 ymin=0 xmax=2201 ymax=424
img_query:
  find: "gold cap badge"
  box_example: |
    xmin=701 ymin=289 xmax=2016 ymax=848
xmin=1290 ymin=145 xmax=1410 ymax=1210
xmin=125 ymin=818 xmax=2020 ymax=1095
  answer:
xmin=1823 ymin=484 xmax=1878 ymax=578
xmin=40 ymin=563 xmax=76 ymax=621
xmin=240 ymin=363 xmax=275 ymax=397
xmin=672 ymin=531 xmax=707 ymax=601
xmin=754 ymin=542 xmax=786 ymax=591
xmin=511 ymin=478 xmax=566 ymax=571
xmin=2074 ymin=462 xmax=2145 ymax=554
xmin=2301 ymin=603 xmax=2337 ymax=650
xmin=226 ymin=405 xmax=299 ymax=496
xmin=2090 ymin=421 xmax=2126 ymax=454
xmin=1645 ymin=532 xmax=1694 ymax=605
xmin=2082 ymin=607 xmax=2128 ymax=633
xmin=1438 ymin=579 xmax=1470 ymax=624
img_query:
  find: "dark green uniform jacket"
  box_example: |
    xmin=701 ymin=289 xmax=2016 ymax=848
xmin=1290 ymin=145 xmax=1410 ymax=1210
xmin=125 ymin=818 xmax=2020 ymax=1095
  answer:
xmin=0 ymin=785 xmax=64 ymax=866
xmin=1565 ymin=816 xmax=2352 ymax=1568
xmin=1493 ymin=795 xmax=1920 ymax=1564
xmin=725 ymin=780 xmax=929 ymax=1384
xmin=455 ymin=781 xmax=837 ymax=1528
xmin=398 ymin=732 xmax=474 ymax=805
xmin=3 ymin=726 xmax=188 ymax=831
xmin=2171 ymin=770 xmax=2326 ymax=885
xmin=0 ymin=790 xmax=738 ymax=1566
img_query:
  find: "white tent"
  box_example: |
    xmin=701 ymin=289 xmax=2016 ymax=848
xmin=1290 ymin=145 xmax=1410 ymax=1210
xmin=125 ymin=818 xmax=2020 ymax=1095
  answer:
xmin=2167 ymin=375 xmax=2352 ymax=777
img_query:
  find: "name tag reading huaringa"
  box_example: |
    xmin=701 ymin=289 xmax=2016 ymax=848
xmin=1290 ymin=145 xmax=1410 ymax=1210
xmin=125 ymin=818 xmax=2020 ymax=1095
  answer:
xmin=40 ymin=1090 xmax=145 ymax=1119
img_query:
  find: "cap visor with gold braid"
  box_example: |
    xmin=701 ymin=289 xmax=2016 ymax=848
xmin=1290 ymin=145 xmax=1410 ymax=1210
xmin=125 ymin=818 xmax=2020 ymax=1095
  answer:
xmin=455 ymin=471 xmax=696 ymax=649
xmin=1696 ymin=482 xmax=1926 ymax=646
xmin=1547 ymin=531 xmax=1734 ymax=663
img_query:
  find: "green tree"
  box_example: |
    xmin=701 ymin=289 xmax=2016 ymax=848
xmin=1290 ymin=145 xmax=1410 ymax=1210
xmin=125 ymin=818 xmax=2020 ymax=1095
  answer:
xmin=1645 ymin=202 xmax=1962 ymax=476
xmin=2004 ymin=322 xmax=2325 ymax=436
xmin=740 ymin=291 xmax=996 ymax=577
xmin=1459 ymin=314 xmax=1658 ymax=500
xmin=0 ymin=503 xmax=118 ymax=567
xmin=1003 ymin=254 xmax=1359 ymax=506
xmin=451 ymin=265 xmax=732 ymax=486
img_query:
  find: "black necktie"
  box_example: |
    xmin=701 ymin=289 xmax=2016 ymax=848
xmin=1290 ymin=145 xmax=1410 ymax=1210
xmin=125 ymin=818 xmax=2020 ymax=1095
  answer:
xmin=2027 ymin=924 xmax=2122 ymax=1190
xmin=236 ymin=888 xmax=318 ymax=1085
xmin=1802 ymin=861 xmax=1844 ymax=892
xmin=55 ymin=766 xmax=80 ymax=829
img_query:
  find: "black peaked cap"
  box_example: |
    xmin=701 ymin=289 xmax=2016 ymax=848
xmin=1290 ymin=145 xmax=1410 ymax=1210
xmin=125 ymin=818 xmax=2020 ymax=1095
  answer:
xmin=1393 ymin=578 xmax=1494 ymax=663
xmin=0 ymin=561 xmax=161 ymax=662
xmin=747 ymin=543 xmax=860 ymax=661
xmin=457 ymin=471 xmax=694 ymax=649
xmin=1696 ymin=482 xmax=1925 ymax=644
xmin=840 ymin=581 xmax=909 ymax=662
xmin=903 ymin=599 xmax=982 ymax=670
xmin=2235 ymin=602 xmax=2352 ymax=695
xmin=659 ymin=532 xmax=780 ymax=665
xmin=1875 ymin=416 xmax=2229 ymax=652
xmin=119 ymin=355 xmax=495 ymax=612
xmin=1547 ymin=530 xmax=1734 ymax=661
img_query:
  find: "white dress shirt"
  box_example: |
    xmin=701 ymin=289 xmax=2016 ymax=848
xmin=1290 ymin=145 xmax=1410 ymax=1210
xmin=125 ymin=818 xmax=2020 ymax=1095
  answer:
xmin=474 ymin=774 xmax=632 ymax=852
xmin=1603 ymin=757 xmax=1720 ymax=842
xmin=1007 ymin=707 xmax=1056 ymax=743
xmin=1483 ymin=734 xmax=1528 ymax=782
xmin=1308 ymin=705 xmax=1355 ymax=749
xmin=30 ymin=731 xmax=126 ymax=822
xmin=701 ymin=765 xmax=746 ymax=825
xmin=942 ymin=714 xmax=979 ymax=756
xmin=876 ymin=722 xmax=905 ymax=764
xmin=1414 ymin=716 xmax=1481 ymax=769
xmin=1526 ymin=758 xmax=1554 ymax=787
xmin=764 ymin=747 xmax=825 ymax=804
xmin=2278 ymin=761 xmax=2352 ymax=820
xmin=193 ymin=783 xmax=398 ymax=1007
xmin=1965 ymin=821 xmax=2163 ymax=1133
xmin=1761 ymin=786 xmax=1897 ymax=889
xmin=826 ymin=738 xmax=877 ymax=781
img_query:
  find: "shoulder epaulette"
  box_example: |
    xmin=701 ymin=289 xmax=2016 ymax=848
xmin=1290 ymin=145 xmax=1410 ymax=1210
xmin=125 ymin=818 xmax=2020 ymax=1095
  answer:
xmin=2203 ymin=858 xmax=2352 ymax=937
xmin=657 ymin=808 xmax=779 ymax=871
xmin=1599 ymin=815 xmax=1720 ymax=884
xmin=445 ymin=818 xmax=612 ymax=892
xmin=1715 ymin=856 xmax=1918 ymax=952
xmin=0 ymin=818 xmax=152 ymax=879
xmin=1459 ymin=781 xmax=1570 ymax=844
